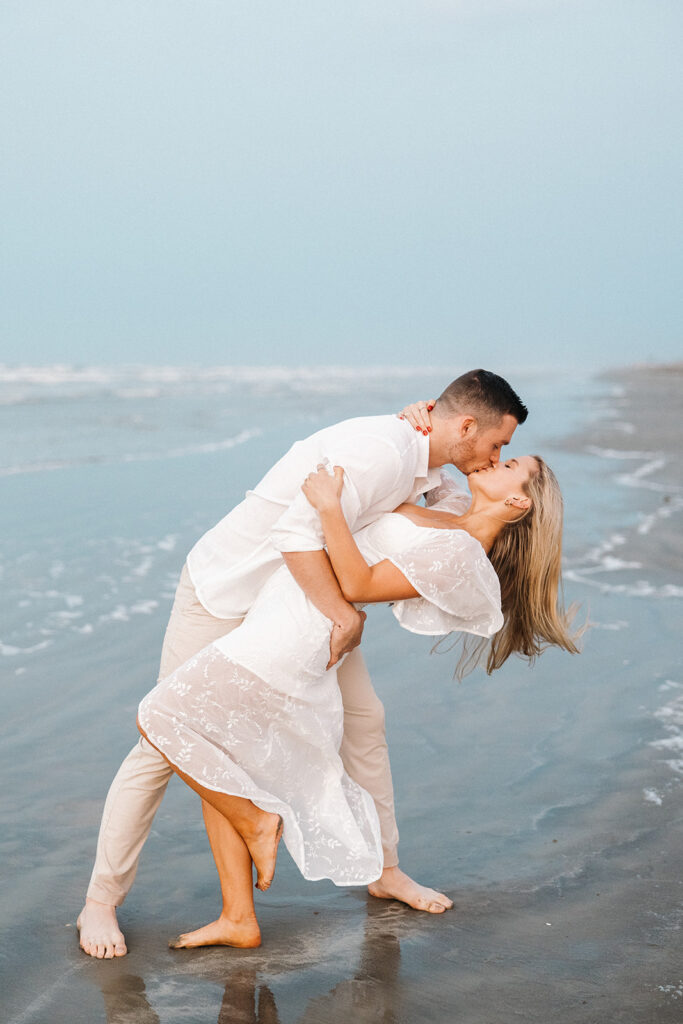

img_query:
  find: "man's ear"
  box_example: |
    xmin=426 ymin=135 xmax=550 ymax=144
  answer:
xmin=460 ymin=415 xmax=477 ymax=437
xmin=506 ymin=496 xmax=531 ymax=511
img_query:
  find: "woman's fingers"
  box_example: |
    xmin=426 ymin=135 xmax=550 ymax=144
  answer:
xmin=398 ymin=401 xmax=435 ymax=434
xmin=308 ymin=464 xmax=344 ymax=486
xmin=305 ymin=464 xmax=328 ymax=481
xmin=332 ymin=466 xmax=344 ymax=498
xmin=302 ymin=464 xmax=344 ymax=504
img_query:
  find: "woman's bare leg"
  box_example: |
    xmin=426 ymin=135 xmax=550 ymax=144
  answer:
xmin=171 ymin=801 xmax=261 ymax=949
xmin=137 ymin=721 xmax=283 ymax=891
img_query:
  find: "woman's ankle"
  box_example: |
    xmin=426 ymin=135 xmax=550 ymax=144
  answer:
xmin=220 ymin=908 xmax=258 ymax=924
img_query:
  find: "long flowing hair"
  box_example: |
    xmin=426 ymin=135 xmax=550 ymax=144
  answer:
xmin=455 ymin=456 xmax=581 ymax=679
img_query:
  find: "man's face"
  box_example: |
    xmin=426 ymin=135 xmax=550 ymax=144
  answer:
xmin=449 ymin=413 xmax=519 ymax=474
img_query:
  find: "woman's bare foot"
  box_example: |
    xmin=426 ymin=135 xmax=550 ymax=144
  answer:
xmin=170 ymin=914 xmax=261 ymax=949
xmin=77 ymin=898 xmax=128 ymax=958
xmin=243 ymin=812 xmax=283 ymax=891
xmin=368 ymin=866 xmax=454 ymax=914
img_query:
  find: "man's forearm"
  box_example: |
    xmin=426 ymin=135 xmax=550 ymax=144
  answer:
xmin=282 ymin=550 xmax=358 ymax=626
xmin=283 ymin=550 xmax=365 ymax=668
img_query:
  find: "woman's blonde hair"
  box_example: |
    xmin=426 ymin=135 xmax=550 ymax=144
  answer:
xmin=455 ymin=455 xmax=581 ymax=678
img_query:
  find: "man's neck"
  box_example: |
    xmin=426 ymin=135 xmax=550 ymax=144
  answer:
xmin=427 ymin=418 xmax=445 ymax=468
xmin=427 ymin=415 xmax=461 ymax=469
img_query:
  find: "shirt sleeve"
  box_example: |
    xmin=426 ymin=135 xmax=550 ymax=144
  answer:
xmin=270 ymin=434 xmax=411 ymax=554
xmin=387 ymin=530 xmax=503 ymax=638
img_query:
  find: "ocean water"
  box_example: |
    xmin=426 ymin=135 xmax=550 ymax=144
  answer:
xmin=0 ymin=363 xmax=589 ymax=669
xmin=2 ymin=364 xmax=682 ymax=1024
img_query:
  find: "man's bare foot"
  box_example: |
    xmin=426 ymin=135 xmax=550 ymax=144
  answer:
xmin=170 ymin=914 xmax=261 ymax=949
xmin=368 ymin=866 xmax=454 ymax=914
xmin=77 ymin=898 xmax=127 ymax=958
xmin=244 ymin=812 xmax=283 ymax=892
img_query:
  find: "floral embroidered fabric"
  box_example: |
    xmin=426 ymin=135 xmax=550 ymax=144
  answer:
xmin=139 ymin=492 xmax=502 ymax=886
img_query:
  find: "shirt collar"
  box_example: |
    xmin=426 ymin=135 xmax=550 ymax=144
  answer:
xmin=415 ymin=430 xmax=442 ymax=491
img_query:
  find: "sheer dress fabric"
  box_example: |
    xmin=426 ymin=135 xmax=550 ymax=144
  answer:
xmin=392 ymin=472 xmax=504 ymax=636
xmin=138 ymin=492 xmax=502 ymax=886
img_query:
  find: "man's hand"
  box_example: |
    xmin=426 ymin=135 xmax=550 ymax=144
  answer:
xmin=281 ymin=550 xmax=367 ymax=669
xmin=328 ymin=606 xmax=366 ymax=669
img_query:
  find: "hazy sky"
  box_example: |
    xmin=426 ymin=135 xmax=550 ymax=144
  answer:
xmin=1 ymin=0 xmax=681 ymax=370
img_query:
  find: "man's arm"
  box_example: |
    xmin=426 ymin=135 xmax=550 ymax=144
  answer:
xmin=282 ymin=550 xmax=366 ymax=669
xmin=301 ymin=466 xmax=419 ymax=604
xmin=270 ymin=431 xmax=414 ymax=667
xmin=271 ymin=432 xmax=409 ymax=549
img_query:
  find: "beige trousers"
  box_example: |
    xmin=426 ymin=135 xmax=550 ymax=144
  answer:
xmin=87 ymin=566 xmax=399 ymax=905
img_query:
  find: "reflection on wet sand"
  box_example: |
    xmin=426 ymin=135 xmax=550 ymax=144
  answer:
xmin=89 ymin=902 xmax=405 ymax=1024
xmin=98 ymin=974 xmax=159 ymax=1024
xmin=95 ymin=966 xmax=280 ymax=1024
xmin=215 ymin=968 xmax=280 ymax=1024
xmin=299 ymin=929 xmax=400 ymax=1024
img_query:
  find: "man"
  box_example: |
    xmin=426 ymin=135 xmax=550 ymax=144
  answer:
xmin=78 ymin=369 xmax=527 ymax=958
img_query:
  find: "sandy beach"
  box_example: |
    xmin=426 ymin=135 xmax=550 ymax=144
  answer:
xmin=1 ymin=364 xmax=682 ymax=1024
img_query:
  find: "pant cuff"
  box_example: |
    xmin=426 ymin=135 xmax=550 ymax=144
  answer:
xmin=86 ymin=881 xmax=128 ymax=908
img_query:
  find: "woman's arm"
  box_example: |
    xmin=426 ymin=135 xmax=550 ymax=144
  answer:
xmin=302 ymin=466 xmax=419 ymax=604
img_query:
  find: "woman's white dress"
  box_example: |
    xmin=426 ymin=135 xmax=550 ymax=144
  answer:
xmin=138 ymin=480 xmax=502 ymax=886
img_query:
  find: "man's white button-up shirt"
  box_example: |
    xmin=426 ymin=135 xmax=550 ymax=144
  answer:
xmin=186 ymin=415 xmax=443 ymax=619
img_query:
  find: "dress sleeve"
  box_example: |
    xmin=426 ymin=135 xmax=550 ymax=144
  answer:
xmin=388 ymin=529 xmax=503 ymax=638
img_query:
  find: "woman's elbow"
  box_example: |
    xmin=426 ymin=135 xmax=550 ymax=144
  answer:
xmin=340 ymin=582 xmax=365 ymax=603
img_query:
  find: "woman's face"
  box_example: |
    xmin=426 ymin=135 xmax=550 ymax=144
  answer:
xmin=468 ymin=455 xmax=538 ymax=503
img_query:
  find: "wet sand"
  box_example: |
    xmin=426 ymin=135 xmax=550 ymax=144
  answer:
xmin=3 ymin=365 xmax=683 ymax=1023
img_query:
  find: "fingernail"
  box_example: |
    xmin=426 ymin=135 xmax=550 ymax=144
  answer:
xmin=427 ymin=403 xmax=434 ymax=410
xmin=423 ymin=429 xmax=428 ymax=435
xmin=428 ymin=426 xmax=432 ymax=432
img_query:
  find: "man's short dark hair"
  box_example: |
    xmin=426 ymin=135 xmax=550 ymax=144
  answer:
xmin=434 ymin=369 xmax=528 ymax=425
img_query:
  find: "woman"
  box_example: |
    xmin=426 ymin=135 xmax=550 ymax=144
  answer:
xmin=137 ymin=454 xmax=578 ymax=948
